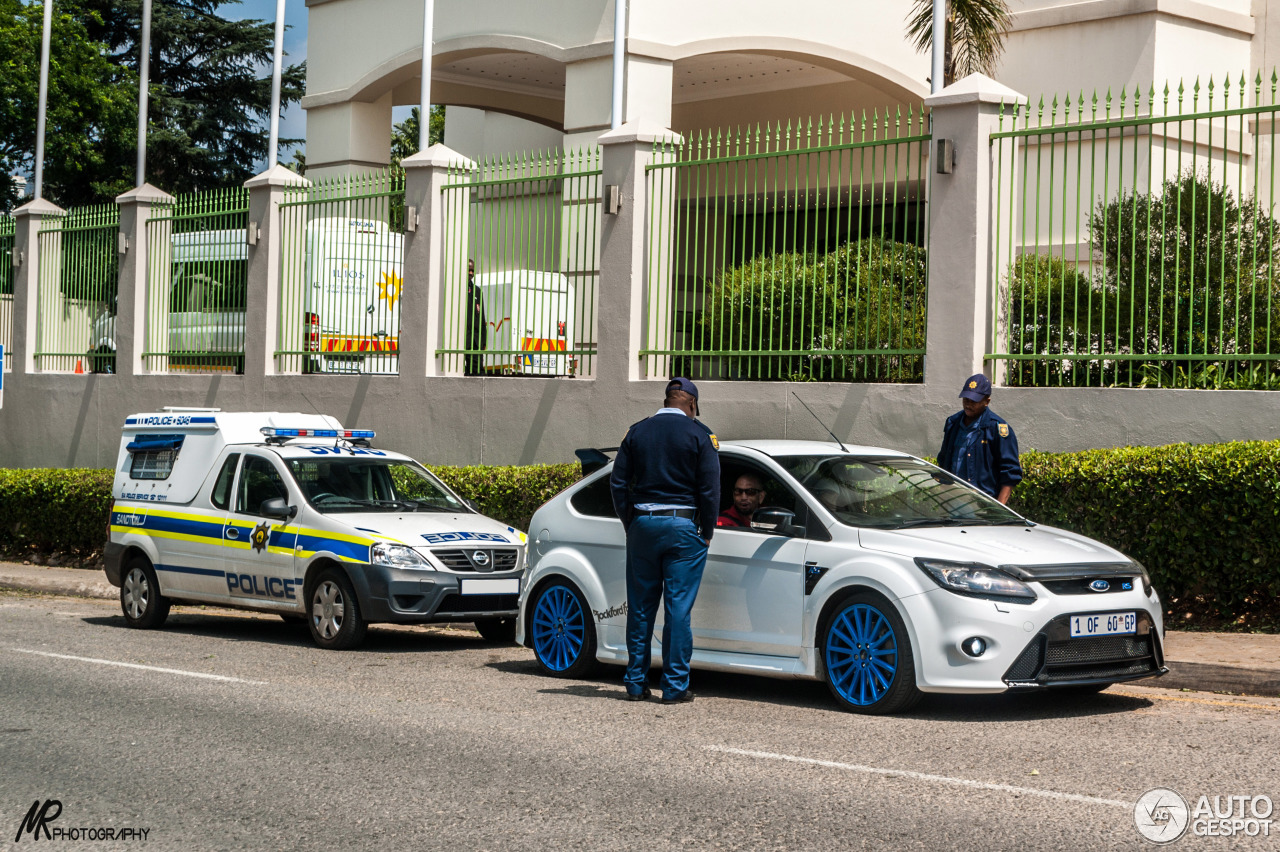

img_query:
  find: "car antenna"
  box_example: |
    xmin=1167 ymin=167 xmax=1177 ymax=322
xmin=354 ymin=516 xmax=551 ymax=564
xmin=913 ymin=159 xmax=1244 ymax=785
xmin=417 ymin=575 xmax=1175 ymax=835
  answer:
xmin=791 ymin=392 xmax=848 ymax=452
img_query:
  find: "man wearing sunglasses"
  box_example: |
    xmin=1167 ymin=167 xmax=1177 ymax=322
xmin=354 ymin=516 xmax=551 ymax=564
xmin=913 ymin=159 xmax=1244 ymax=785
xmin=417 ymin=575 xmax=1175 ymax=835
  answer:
xmin=717 ymin=473 xmax=767 ymax=528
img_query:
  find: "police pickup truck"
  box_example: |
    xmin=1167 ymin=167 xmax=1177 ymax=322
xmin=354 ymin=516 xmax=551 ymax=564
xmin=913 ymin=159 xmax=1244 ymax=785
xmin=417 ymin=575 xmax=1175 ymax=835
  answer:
xmin=104 ymin=409 xmax=526 ymax=649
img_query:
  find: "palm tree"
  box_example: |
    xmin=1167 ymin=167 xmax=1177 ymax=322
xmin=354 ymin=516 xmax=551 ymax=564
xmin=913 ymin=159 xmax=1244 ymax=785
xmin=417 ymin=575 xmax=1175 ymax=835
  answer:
xmin=906 ymin=0 xmax=1014 ymax=87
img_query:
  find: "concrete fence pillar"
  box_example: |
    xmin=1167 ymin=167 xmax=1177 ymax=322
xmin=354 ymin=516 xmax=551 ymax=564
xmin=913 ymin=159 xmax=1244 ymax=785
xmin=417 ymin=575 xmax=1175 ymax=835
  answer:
xmin=923 ymin=74 xmax=1027 ymax=393
xmin=597 ymin=122 xmax=681 ymax=387
xmin=115 ymin=184 xmax=175 ymax=377
xmin=402 ymin=144 xmax=476 ymax=378
xmin=9 ymin=198 xmax=64 ymax=375
xmin=244 ymin=164 xmax=309 ymax=377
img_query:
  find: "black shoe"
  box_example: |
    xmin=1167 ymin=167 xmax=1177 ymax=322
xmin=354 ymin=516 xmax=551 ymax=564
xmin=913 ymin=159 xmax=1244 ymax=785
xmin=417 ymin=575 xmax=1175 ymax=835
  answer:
xmin=660 ymin=690 xmax=694 ymax=704
xmin=624 ymin=688 xmax=651 ymax=702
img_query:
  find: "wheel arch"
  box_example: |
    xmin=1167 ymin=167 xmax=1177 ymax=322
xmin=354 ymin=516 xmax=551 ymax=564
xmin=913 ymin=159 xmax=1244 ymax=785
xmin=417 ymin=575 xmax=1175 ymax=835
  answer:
xmin=811 ymin=582 xmax=923 ymax=685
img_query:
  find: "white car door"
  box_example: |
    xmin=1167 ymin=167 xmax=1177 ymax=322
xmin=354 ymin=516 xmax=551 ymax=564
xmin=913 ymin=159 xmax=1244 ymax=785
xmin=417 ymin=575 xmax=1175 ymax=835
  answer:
xmin=221 ymin=453 xmax=302 ymax=611
xmin=693 ymin=463 xmax=808 ymax=658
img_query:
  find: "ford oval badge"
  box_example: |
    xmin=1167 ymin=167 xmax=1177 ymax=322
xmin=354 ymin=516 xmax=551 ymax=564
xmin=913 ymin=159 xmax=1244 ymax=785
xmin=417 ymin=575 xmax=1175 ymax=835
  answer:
xmin=1089 ymin=579 xmax=1110 ymax=592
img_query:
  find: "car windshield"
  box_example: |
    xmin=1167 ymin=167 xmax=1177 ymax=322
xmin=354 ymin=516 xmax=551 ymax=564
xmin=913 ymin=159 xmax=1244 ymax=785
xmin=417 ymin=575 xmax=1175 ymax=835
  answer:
xmin=286 ymin=458 xmax=467 ymax=514
xmin=775 ymin=455 xmax=1027 ymax=529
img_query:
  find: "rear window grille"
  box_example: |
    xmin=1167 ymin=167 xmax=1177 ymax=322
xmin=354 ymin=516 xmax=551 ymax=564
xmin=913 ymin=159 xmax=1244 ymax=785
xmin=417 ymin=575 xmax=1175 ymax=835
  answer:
xmin=129 ymin=450 xmax=177 ymax=480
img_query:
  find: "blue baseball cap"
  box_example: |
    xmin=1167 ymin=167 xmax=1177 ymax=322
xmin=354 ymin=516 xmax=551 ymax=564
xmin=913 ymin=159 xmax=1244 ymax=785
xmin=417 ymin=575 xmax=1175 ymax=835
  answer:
xmin=959 ymin=373 xmax=992 ymax=401
xmin=666 ymin=377 xmax=700 ymax=415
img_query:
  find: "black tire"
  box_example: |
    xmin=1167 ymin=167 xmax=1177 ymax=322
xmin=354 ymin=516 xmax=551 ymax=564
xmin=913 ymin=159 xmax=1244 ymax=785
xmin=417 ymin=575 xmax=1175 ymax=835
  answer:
xmin=527 ymin=580 xmax=598 ymax=678
xmin=120 ymin=556 xmax=170 ymax=629
xmin=306 ymin=568 xmax=367 ymax=650
xmin=820 ymin=592 xmax=922 ymax=715
xmin=474 ymin=617 xmax=517 ymax=644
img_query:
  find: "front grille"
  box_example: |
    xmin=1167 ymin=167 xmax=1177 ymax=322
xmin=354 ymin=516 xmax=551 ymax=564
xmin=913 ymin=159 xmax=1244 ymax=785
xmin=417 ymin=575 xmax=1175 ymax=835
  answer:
xmin=1040 ymin=577 xmax=1138 ymax=595
xmin=434 ymin=593 xmax=519 ymax=615
xmin=1003 ymin=612 xmax=1164 ymax=686
xmin=431 ymin=548 xmax=519 ymax=573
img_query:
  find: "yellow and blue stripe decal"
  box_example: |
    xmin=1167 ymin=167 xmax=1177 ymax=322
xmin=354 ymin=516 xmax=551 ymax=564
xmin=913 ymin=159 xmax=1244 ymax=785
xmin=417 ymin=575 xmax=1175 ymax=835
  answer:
xmin=111 ymin=507 xmax=397 ymax=563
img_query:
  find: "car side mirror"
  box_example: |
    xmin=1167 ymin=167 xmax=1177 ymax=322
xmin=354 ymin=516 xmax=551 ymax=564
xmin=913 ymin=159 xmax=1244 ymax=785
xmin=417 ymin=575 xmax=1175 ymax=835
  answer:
xmin=260 ymin=497 xmax=297 ymax=520
xmin=751 ymin=507 xmax=805 ymax=538
xmin=463 ymin=497 xmax=481 ymax=512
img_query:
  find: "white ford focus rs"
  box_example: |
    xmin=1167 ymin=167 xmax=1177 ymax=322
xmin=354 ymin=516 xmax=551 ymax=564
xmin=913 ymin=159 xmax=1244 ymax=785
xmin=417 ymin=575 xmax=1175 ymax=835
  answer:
xmin=516 ymin=440 xmax=1166 ymax=714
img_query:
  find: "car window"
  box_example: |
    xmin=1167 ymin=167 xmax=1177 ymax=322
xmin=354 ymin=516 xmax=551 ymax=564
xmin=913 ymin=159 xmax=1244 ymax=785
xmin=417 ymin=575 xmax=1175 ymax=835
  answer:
xmin=776 ymin=455 xmax=1024 ymax=529
xmin=286 ymin=458 xmax=467 ymax=513
xmin=211 ymin=453 xmax=240 ymax=510
xmin=569 ymin=473 xmax=618 ymax=519
xmin=236 ymin=455 xmax=288 ymax=515
xmin=717 ymin=462 xmax=796 ymax=530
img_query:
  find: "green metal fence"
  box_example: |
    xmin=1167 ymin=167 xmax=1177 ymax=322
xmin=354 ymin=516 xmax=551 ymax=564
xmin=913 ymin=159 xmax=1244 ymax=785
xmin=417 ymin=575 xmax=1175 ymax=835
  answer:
xmin=278 ymin=169 xmax=406 ymax=375
xmin=643 ymin=111 xmax=930 ymax=382
xmin=35 ymin=203 xmax=119 ymax=373
xmin=1 ymin=215 xmax=13 ymax=371
xmin=140 ymin=187 xmax=250 ymax=374
xmin=991 ymin=73 xmax=1280 ymax=389
xmin=439 ymin=147 xmax=601 ymax=377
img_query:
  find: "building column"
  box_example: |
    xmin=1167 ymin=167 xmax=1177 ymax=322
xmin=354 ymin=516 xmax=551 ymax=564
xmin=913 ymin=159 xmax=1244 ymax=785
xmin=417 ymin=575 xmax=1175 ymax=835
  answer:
xmin=597 ymin=122 xmax=682 ymax=386
xmin=114 ymin=184 xmax=176 ymax=377
xmin=402 ymin=144 xmax=477 ymax=378
xmin=244 ymin=164 xmax=310 ymax=377
xmin=303 ymin=94 xmax=394 ymax=181
xmin=923 ymin=74 xmax=1027 ymax=393
xmin=9 ymin=198 xmax=65 ymax=375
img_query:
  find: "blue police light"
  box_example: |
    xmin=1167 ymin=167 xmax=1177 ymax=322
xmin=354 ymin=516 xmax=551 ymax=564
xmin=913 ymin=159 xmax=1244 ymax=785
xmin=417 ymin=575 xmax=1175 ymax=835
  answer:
xmin=260 ymin=427 xmax=376 ymax=440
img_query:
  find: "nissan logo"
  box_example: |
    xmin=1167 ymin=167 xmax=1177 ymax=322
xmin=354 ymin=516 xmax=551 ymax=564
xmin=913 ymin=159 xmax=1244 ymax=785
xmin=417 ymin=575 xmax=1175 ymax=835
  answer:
xmin=1089 ymin=579 xmax=1111 ymax=592
xmin=471 ymin=550 xmax=491 ymax=571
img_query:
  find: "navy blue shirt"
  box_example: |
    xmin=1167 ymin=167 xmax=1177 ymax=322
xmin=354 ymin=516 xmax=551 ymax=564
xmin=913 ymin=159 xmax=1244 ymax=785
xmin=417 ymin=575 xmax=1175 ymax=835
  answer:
xmin=937 ymin=408 xmax=1022 ymax=498
xmin=610 ymin=410 xmax=721 ymax=541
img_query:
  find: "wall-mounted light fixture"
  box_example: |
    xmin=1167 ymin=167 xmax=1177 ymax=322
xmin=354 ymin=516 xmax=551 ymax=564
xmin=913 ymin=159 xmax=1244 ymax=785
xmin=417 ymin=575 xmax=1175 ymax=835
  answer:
xmin=117 ymin=232 xmax=130 ymax=255
xmin=936 ymin=139 xmax=955 ymax=174
xmin=604 ymin=185 xmax=621 ymax=215
xmin=404 ymin=206 xmax=419 ymax=232
xmin=247 ymin=222 xmax=261 ymax=245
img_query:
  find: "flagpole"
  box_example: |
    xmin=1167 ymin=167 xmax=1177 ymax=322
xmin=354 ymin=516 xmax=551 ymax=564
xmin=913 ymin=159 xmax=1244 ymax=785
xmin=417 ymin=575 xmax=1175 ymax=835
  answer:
xmin=611 ymin=0 xmax=626 ymax=128
xmin=418 ymin=0 xmax=435 ymax=151
xmin=33 ymin=0 xmax=54 ymax=199
xmin=267 ymin=0 xmax=287 ymax=167
xmin=931 ymin=0 xmax=945 ymax=93
xmin=136 ymin=0 xmax=153 ymax=186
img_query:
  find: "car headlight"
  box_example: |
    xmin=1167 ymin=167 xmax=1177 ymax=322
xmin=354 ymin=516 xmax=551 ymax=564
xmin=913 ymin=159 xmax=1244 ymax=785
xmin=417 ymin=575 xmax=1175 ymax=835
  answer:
xmin=370 ymin=543 xmax=433 ymax=570
xmin=1133 ymin=560 xmax=1153 ymax=596
xmin=914 ymin=558 xmax=1037 ymax=603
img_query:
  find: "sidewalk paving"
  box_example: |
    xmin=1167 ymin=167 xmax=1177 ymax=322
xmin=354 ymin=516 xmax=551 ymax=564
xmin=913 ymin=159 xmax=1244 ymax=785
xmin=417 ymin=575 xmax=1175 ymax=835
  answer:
xmin=2 ymin=561 xmax=1278 ymax=698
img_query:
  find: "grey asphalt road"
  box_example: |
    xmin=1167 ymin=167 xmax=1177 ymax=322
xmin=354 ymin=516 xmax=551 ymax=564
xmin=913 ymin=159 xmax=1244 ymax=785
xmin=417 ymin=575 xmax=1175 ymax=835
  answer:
xmin=2 ymin=590 xmax=1278 ymax=851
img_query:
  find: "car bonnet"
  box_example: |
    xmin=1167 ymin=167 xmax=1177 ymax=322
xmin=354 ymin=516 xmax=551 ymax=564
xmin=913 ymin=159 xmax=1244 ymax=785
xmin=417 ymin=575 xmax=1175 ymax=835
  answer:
xmin=323 ymin=512 xmax=526 ymax=549
xmin=857 ymin=523 xmax=1132 ymax=571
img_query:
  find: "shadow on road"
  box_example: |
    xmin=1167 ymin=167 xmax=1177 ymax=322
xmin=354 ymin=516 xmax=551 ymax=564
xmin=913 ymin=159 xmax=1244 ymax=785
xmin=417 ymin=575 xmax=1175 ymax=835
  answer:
xmin=485 ymin=658 xmax=1156 ymax=719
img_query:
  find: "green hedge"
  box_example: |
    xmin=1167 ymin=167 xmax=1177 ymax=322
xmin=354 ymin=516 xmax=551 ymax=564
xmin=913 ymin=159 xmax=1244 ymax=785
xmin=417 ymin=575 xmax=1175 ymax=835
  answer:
xmin=3 ymin=445 xmax=1278 ymax=626
xmin=1011 ymin=441 xmax=1280 ymax=620
xmin=0 ymin=464 xmax=582 ymax=563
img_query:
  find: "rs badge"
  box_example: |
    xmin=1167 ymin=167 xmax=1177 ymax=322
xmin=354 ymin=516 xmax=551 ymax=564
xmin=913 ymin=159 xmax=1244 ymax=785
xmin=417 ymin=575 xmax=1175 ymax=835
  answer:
xmin=251 ymin=522 xmax=272 ymax=553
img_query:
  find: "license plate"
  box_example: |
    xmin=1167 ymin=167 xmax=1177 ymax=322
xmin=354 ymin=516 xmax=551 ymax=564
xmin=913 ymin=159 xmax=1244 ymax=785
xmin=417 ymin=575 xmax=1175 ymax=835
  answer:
xmin=460 ymin=578 xmax=519 ymax=596
xmin=1069 ymin=611 xmax=1137 ymax=637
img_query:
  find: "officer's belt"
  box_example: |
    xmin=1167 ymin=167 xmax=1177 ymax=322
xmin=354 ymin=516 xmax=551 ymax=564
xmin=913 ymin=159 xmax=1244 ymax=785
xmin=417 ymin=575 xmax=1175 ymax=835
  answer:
xmin=634 ymin=508 xmax=696 ymax=519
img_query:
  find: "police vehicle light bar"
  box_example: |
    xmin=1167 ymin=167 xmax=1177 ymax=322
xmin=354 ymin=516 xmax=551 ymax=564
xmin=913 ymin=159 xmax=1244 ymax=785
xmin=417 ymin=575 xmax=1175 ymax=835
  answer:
xmin=260 ymin=427 xmax=376 ymax=439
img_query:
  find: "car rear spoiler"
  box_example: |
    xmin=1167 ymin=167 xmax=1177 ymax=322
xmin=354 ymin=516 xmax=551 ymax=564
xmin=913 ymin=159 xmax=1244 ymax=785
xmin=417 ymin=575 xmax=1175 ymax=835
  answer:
xmin=574 ymin=447 xmax=618 ymax=477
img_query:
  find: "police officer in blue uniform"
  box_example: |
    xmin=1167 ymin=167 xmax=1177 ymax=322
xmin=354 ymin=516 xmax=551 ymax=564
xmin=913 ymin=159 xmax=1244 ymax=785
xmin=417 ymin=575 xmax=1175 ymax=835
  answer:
xmin=610 ymin=378 xmax=720 ymax=703
xmin=937 ymin=373 xmax=1022 ymax=503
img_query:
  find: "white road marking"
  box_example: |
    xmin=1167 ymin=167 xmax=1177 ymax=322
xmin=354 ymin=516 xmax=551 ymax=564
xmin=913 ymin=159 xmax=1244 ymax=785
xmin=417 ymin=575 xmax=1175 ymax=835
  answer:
xmin=11 ymin=649 xmax=267 ymax=685
xmin=706 ymin=746 xmax=1131 ymax=809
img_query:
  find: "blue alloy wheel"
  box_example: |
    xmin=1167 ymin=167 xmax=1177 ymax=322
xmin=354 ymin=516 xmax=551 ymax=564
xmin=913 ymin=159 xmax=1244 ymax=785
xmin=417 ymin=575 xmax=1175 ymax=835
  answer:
xmin=530 ymin=581 xmax=598 ymax=678
xmin=822 ymin=594 xmax=921 ymax=714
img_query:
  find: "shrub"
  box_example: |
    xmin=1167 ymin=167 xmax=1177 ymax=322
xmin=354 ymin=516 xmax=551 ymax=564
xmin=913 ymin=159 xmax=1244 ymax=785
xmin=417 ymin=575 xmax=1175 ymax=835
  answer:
xmin=1011 ymin=441 xmax=1280 ymax=622
xmin=428 ymin=463 xmax=581 ymax=531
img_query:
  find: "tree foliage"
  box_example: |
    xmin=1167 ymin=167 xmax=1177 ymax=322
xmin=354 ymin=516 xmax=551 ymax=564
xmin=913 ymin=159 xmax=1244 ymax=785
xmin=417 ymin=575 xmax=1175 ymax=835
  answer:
xmin=1 ymin=0 xmax=304 ymax=209
xmin=699 ymin=240 xmax=928 ymax=382
xmin=1006 ymin=172 xmax=1280 ymax=388
xmin=906 ymin=0 xmax=1013 ymax=87
xmin=0 ymin=0 xmax=136 ymax=211
xmin=389 ymin=105 xmax=446 ymax=168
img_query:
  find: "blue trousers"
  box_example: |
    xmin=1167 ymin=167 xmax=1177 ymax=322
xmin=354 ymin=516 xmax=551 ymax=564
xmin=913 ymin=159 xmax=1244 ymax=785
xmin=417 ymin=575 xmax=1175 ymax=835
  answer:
xmin=624 ymin=515 xmax=708 ymax=699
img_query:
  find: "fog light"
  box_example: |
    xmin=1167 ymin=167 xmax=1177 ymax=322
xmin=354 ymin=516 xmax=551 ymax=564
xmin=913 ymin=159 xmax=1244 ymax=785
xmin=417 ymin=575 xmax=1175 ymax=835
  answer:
xmin=961 ymin=637 xmax=987 ymax=657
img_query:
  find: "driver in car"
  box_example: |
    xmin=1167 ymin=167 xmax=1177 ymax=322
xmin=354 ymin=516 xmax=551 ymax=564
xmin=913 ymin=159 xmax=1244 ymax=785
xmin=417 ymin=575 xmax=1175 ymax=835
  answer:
xmin=718 ymin=473 xmax=767 ymax=528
